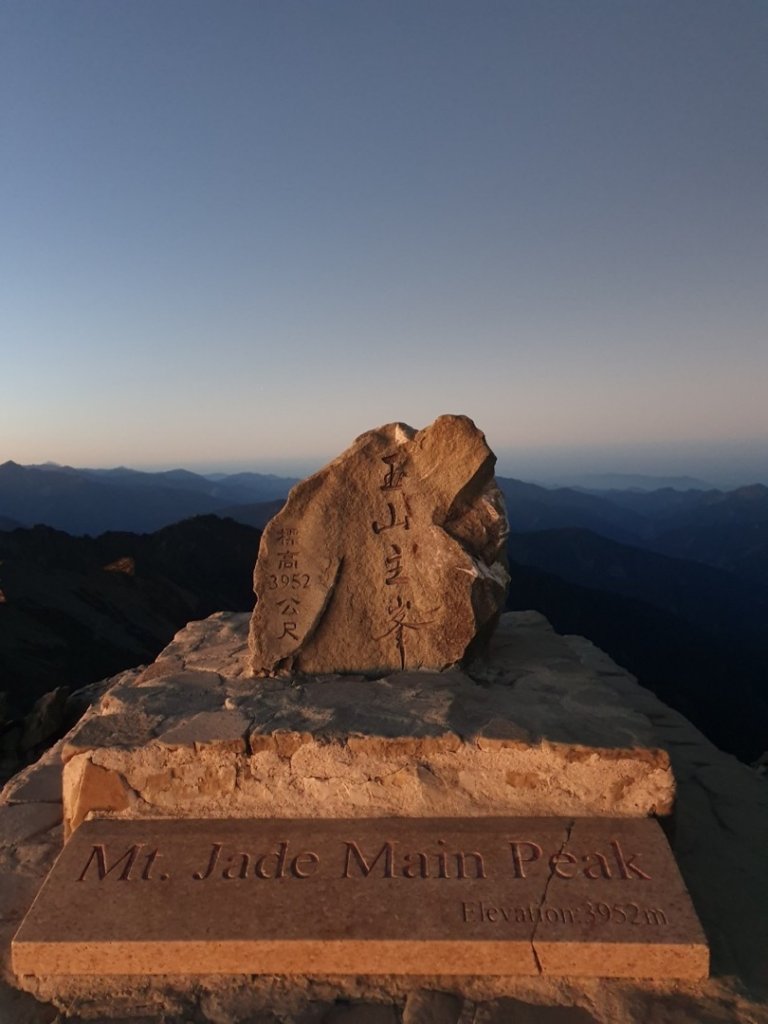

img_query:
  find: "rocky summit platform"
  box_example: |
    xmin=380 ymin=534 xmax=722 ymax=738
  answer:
xmin=1 ymin=610 xmax=768 ymax=1019
xmin=59 ymin=612 xmax=674 ymax=835
xmin=2 ymin=613 xmax=767 ymax=1023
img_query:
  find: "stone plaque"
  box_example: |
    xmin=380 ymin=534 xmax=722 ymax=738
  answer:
xmin=12 ymin=817 xmax=708 ymax=978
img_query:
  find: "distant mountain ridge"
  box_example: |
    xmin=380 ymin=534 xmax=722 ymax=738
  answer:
xmin=6 ymin=460 xmax=768 ymax=583
xmin=495 ymin=477 xmax=649 ymax=543
xmin=0 ymin=461 xmax=298 ymax=535
xmin=507 ymin=527 xmax=768 ymax=654
xmin=4 ymin=458 xmax=768 ymax=763
xmin=541 ymin=472 xmax=719 ymax=491
xmin=5 ymin=460 xmax=768 ymax=583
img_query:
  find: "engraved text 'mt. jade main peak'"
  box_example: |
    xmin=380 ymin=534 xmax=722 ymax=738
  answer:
xmin=248 ymin=414 xmax=510 ymax=676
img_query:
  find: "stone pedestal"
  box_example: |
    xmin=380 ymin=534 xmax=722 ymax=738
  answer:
xmin=60 ymin=612 xmax=675 ymax=836
xmin=6 ymin=612 xmax=747 ymax=1019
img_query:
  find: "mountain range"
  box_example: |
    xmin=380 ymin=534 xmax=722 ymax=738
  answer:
xmin=2 ymin=460 xmax=767 ymax=764
xmin=5 ymin=460 xmax=768 ymax=571
xmin=0 ymin=461 xmax=298 ymax=535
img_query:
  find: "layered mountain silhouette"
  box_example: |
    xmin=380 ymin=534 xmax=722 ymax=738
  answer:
xmin=495 ymin=478 xmax=648 ymax=543
xmin=213 ymin=498 xmax=286 ymax=530
xmin=551 ymin=472 xmax=717 ymax=491
xmin=2 ymin=461 xmax=767 ymax=764
xmin=653 ymin=520 xmax=768 ymax=586
xmin=0 ymin=461 xmax=297 ymax=535
xmin=507 ymin=527 xmax=768 ymax=653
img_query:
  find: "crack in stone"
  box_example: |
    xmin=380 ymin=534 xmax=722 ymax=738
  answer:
xmin=103 ymin=768 xmax=147 ymax=814
xmin=529 ymin=817 xmax=575 ymax=973
xmin=184 ymin=635 xmax=208 ymax=655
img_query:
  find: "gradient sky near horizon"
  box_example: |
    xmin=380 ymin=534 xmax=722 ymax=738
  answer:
xmin=1 ymin=0 xmax=766 ymax=484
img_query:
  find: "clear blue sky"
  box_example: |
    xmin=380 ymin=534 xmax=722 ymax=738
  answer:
xmin=1 ymin=1 xmax=766 ymax=483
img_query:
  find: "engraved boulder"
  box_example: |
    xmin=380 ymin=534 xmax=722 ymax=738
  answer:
xmin=249 ymin=414 xmax=509 ymax=675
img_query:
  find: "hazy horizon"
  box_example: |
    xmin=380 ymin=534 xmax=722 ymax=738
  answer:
xmin=2 ymin=2 xmax=766 ymax=471
xmin=8 ymin=431 xmax=767 ymax=490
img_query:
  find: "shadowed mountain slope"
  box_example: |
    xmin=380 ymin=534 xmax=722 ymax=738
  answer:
xmin=507 ymin=527 xmax=768 ymax=654
xmin=0 ymin=516 xmax=261 ymax=719
xmin=495 ymin=477 xmax=648 ymax=543
xmin=652 ymin=519 xmax=768 ymax=587
xmin=214 ymin=498 xmax=286 ymax=530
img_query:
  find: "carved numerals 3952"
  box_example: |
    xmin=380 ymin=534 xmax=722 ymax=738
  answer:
xmin=267 ymin=573 xmax=310 ymax=591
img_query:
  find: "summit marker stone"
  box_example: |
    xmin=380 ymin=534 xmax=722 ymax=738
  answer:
xmin=249 ymin=414 xmax=509 ymax=675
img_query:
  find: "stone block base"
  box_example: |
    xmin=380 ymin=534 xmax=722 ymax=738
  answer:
xmin=60 ymin=613 xmax=675 ymax=834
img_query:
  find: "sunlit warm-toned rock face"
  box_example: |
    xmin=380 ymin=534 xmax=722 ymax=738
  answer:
xmin=249 ymin=414 xmax=509 ymax=676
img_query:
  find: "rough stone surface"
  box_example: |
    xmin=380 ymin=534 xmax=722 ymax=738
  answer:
xmin=20 ymin=687 xmax=70 ymax=753
xmin=64 ymin=758 xmax=131 ymax=837
xmin=249 ymin=415 xmax=509 ymax=676
xmin=402 ymin=989 xmax=462 ymax=1024
xmin=57 ymin=612 xmax=675 ymax=832
xmin=2 ymin=615 xmax=768 ymax=1021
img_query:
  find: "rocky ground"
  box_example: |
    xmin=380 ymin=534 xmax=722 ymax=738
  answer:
xmin=0 ymin=614 xmax=766 ymax=1023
